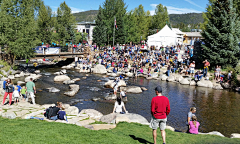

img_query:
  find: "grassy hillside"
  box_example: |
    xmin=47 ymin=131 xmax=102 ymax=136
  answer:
xmin=73 ymin=10 xmax=203 ymax=25
xmin=0 ymin=117 xmax=239 ymax=144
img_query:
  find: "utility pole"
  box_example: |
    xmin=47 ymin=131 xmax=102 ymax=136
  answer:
xmin=113 ymin=16 xmax=115 ymax=47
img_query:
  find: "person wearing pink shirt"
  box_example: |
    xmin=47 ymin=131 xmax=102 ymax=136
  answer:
xmin=189 ymin=115 xmax=200 ymax=134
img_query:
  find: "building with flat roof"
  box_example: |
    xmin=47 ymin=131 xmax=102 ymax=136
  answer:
xmin=75 ymin=21 xmax=96 ymax=45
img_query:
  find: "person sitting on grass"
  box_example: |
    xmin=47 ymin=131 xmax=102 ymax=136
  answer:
xmin=112 ymin=97 xmax=128 ymax=114
xmin=45 ymin=102 xmax=65 ymax=121
xmin=189 ymin=115 xmax=200 ymax=134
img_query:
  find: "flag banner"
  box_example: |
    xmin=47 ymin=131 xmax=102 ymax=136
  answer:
xmin=115 ymin=18 xmax=118 ymax=30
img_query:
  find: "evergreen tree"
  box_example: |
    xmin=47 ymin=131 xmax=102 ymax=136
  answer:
xmin=0 ymin=0 xmax=38 ymax=62
xmin=125 ymin=10 xmax=138 ymax=44
xmin=37 ymin=1 xmax=53 ymax=45
xmin=114 ymin=0 xmax=127 ymax=44
xmin=152 ymin=4 xmax=169 ymax=31
xmin=93 ymin=6 xmax=107 ymax=46
xmin=134 ymin=5 xmax=148 ymax=42
xmin=56 ymin=2 xmax=76 ymax=45
xmin=201 ymin=0 xmax=240 ymax=67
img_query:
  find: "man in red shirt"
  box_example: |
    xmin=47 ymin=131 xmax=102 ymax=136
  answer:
xmin=150 ymin=86 xmax=170 ymax=144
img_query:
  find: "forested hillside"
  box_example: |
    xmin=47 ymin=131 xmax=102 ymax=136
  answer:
xmin=169 ymin=13 xmax=203 ymax=25
xmin=73 ymin=10 xmax=98 ymax=22
xmin=73 ymin=10 xmax=203 ymax=25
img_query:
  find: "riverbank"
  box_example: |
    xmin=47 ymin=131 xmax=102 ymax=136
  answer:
xmin=0 ymin=116 xmax=239 ymax=144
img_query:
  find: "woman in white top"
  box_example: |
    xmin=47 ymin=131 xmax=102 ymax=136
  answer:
xmin=113 ymin=97 xmax=128 ymax=114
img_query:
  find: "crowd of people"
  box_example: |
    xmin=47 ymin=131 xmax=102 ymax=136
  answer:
xmin=1 ymin=78 xmax=36 ymax=106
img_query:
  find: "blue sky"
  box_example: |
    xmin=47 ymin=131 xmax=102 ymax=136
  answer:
xmin=43 ymin=0 xmax=209 ymax=15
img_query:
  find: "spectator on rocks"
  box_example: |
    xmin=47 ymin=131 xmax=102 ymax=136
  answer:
xmin=2 ymin=78 xmax=14 ymax=106
xmin=120 ymin=90 xmax=127 ymax=101
xmin=112 ymin=97 xmax=128 ymax=114
xmin=227 ymin=71 xmax=232 ymax=84
xmin=150 ymin=86 xmax=170 ymax=144
xmin=45 ymin=102 xmax=66 ymax=121
xmin=189 ymin=61 xmax=195 ymax=77
xmin=189 ymin=115 xmax=200 ymax=134
xmin=203 ymin=59 xmax=210 ymax=77
xmin=26 ymin=78 xmax=36 ymax=105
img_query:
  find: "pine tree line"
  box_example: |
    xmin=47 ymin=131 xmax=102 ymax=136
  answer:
xmin=93 ymin=0 xmax=169 ymax=46
xmin=201 ymin=0 xmax=240 ymax=68
xmin=0 ymin=0 xmax=82 ymax=61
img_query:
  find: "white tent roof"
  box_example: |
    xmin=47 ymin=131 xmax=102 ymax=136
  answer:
xmin=172 ymin=28 xmax=184 ymax=35
xmin=149 ymin=25 xmax=178 ymax=38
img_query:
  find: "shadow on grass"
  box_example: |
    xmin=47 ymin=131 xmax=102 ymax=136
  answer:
xmin=129 ymin=135 xmax=153 ymax=144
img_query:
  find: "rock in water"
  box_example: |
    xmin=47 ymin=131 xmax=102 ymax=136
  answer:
xmin=120 ymin=86 xmax=142 ymax=93
xmin=92 ymin=64 xmax=107 ymax=74
xmin=63 ymin=80 xmax=75 ymax=84
xmin=54 ymin=75 xmax=70 ymax=82
xmin=141 ymin=87 xmax=148 ymax=91
xmin=104 ymin=80 xmax=126 ymax=88
xmin=179 ymin=78 xmax=190 ymax=85
xmin=64 ymin=84 xmax=80 ymax=97
xmin=197 ymin=80 xmax=213 ymax=88
xmin=49 ymin=87 xmax=60 ymax=93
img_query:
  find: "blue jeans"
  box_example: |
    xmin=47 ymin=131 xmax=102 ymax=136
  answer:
xmin=167 ymin=70 xmax=170 ymax=76
xmin=171 ymin=68 xmax=176 ymax=73
xmin=197 ymin=75 xmax=203 ymax=81
xmin=50 ymin=115 xmax=58 ymax=120
xmin=203 ymin=68 xmax=208 ymax=77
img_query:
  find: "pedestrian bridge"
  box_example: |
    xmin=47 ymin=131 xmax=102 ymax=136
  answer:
xmin=32 ymin=52 xmax=86 ymax=59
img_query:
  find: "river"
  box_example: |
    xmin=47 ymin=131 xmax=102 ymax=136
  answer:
xmin=13 ymin=66 xmax=240 ymax=137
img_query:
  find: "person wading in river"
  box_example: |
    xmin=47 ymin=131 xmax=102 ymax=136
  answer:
xmin=150 ymin=86 xmax=170 ymax=144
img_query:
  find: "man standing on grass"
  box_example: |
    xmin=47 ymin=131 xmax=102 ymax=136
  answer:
xmin=150 ymin=86 xmax=170 ymax=144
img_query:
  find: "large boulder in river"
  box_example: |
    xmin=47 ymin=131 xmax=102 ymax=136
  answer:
xmin=54 ymin=75 xmax=70 ymax=82
xmin=179 ymin=78 xmax=190 ymax=85
xmin=120 ymin=86 xmax=142 ymax=93
xmin=189 ymin=80 xmax=196 ymax=86
xmin=92 ymin=64 xmax=107 ymax=74
xmin=125 ymin=72 xmax=133 ymax=77
xmin=64 ymin=84 xmax=80 ymax=97
xmin=151 ymin=73 xmax=159 ymax=78
xmin=160 ymin=74 xmax=168 ymax=81
xmin=167 ymin=75 xmax=175 ymax=82
xmin=175 ymin=75 xmax=184 ymax=82
xmin=197 ymin=80 xmax=213 ymax=88
xmin=104 ymin=80 xmax=126 ymax=88
xmin=25 ymin=75 xmax=42 ymax=82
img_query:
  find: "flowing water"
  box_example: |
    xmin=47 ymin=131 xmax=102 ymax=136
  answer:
xmin=13 ymin=67 xmax=240 ymax=137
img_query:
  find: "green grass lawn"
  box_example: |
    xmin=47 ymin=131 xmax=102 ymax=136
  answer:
xmin=0 ymin=117 xmax=239 ymax=144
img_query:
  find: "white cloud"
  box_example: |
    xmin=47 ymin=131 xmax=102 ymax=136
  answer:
xmin=70 ymin=7 xmax=84 ymax=14
xmin=150 ymin=4 xmax=202 ymax=15
xmin=51 ymin=6 xmax=84 ymax=14
xmin=185 ymin=0 xmax=203 ymax=9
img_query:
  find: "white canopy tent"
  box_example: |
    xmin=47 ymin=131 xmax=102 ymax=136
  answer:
xmin=147 ymin=25 xmax=178 ymax=48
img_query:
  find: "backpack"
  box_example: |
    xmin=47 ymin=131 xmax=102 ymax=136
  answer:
xmin=44 ymin=106 xmax=54 ymax=119
xmin=3 ymin=81 xmax=6 ymax=90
